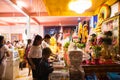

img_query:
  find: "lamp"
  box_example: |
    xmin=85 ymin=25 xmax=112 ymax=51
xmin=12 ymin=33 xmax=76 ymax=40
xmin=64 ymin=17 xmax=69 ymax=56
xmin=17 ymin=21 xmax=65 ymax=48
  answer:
xmin=69 ymin=0 xmax=92 ymax=13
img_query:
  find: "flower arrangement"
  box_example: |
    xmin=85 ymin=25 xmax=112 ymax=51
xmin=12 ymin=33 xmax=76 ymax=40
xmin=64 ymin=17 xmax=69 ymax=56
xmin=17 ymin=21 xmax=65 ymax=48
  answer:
xmin=63 ymin=42 xmax=70 ymax=49
xmin=89 ymin=33 xmax=102 ymax=59
xmin=63 ymin=41 xmax=70 ymax=52
xmin=89 ymin=30 xmax=118 ymax=60
xmin=76 ymin=43 xmax=86 ymax=49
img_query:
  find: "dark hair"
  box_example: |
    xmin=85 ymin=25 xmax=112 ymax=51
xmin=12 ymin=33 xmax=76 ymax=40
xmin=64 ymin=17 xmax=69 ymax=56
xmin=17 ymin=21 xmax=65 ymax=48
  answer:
xmin=0 ymin=35 xmax=4 ymax=48
xmin=33 ymin=35 xmax=42 ymax=46
xmin=44 ymin=34 xmax=51 ymax=39
xmin=27 ymin=39 xmax=32 ymax=44
xmin=42 ymin=47 xmax=52 ymax=56
xmin=26 ymin=39 xmax=32 ymax=49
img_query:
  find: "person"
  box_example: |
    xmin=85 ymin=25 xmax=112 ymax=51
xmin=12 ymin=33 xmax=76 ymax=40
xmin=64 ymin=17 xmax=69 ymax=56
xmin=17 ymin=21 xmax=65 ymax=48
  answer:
xmin=28 ymin=35 xmax=43 ymax=80
xmin=24 ymin=39 xmax=32 ymax=76
xmin=19 ymin=40 xmax=26 ymax=48
xmin=24 ymin=39 xmax=32 ymax=61
xmin=13 ymin=40 xmax=21 ymax=49
xmin=6 ymin=41 xmax=13 ymax=49
xmin=0 ymin=35 xmax=10 ymax=80
xmin=41 ymin=34 xmax=51 ymax=48
xmin=37 ymin=47 xmax=54 ymax=80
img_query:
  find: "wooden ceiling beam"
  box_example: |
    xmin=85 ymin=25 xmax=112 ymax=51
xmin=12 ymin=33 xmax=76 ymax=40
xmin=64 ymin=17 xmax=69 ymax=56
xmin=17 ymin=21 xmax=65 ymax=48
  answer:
xmin=6 ymin=0 xmax=40 ymax=25
xmin=0 ymin=12 xmax=49 ymax=17
xmin=6 ymin=0 xmax=29 ymax=17
xmin=31 ymin=18 xmax=41 ymax=25
xmin=40 ymin=21 xmax=78 ymax=26
xmin=30 ymin=12 xmax=49 ymax=16
xmin=0 ymin=12 xmax=24 ymax=17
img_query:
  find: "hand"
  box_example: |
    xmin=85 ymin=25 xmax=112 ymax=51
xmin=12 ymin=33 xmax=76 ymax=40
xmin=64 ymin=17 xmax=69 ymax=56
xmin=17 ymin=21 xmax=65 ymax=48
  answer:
xmin=31 ymin=64 xmax=36 ymax=70
xmin=50 ymin=67 xmax=54 ymax=72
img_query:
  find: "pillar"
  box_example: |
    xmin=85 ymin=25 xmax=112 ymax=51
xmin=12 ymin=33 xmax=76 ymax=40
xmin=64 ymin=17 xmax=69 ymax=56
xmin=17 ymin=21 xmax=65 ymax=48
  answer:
xmin=26 ymin=16 xmax=30 ymax=39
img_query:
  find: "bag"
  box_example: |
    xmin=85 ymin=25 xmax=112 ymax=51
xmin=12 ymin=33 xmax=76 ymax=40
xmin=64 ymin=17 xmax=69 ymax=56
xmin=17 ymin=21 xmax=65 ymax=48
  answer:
xmin=19 ymin=61 xmax=26 ymax=68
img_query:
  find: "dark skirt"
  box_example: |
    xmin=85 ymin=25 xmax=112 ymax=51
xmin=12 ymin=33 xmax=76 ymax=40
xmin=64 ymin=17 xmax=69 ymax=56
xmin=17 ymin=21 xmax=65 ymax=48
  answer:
xmin=31 ymin=58 xmax=41 ymax=79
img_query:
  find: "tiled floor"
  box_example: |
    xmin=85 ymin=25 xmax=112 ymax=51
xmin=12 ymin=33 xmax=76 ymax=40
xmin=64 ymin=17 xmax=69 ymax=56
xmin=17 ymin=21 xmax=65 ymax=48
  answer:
xmin=15 ymin=68 xmax=32 ymax=80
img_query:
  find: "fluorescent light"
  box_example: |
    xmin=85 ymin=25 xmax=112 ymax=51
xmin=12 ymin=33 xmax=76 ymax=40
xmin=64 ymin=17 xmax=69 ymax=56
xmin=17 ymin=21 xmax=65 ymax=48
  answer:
xmin=16 ymin=1 xmax=26 ymax=8
xmin=69 ymin=0 xmax=92 ymax=13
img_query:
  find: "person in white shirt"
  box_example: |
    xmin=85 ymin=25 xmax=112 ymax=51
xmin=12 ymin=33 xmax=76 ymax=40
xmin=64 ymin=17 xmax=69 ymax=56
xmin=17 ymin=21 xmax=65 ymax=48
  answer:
xmin=28 ymin=35 xmax=43 ymax=80
xmin=41 ymin=34 xmax=51 ymax=48
xmin=0 ymin=35 xmax=10 ymax=80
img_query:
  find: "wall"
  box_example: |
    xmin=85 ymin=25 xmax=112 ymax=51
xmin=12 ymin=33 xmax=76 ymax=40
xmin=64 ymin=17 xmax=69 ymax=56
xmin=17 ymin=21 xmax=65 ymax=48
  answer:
xmin=0 ymin=25 xmax=43 ymax=42
xmin=111 ymin=1 xmax=119 ymax=17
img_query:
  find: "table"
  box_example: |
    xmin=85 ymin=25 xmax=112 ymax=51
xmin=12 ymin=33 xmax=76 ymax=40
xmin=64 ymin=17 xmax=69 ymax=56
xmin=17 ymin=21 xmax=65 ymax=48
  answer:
xmin=49 ymin=68 xmax=69 ymax=80
xmin=82 ymin=63 xmax=120 ymax=80
xmin=49 ymin=61 xmax=70 ymax=80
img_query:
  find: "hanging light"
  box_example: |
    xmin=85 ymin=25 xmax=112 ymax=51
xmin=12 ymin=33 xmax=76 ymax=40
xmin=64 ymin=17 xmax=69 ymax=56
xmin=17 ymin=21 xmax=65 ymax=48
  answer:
xmin=69 ymin=0 xmax=92 ymax=13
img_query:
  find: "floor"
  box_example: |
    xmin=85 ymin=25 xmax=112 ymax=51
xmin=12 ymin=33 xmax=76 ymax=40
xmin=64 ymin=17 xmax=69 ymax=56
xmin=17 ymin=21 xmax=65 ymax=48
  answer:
xmin=15 ymin=68 xmax=32 ymax=80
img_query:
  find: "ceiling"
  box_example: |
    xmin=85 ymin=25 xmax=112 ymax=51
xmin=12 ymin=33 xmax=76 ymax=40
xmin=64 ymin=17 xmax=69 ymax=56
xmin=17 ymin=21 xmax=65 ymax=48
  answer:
xmin=0 ymin=0 xmax=119 ymax=26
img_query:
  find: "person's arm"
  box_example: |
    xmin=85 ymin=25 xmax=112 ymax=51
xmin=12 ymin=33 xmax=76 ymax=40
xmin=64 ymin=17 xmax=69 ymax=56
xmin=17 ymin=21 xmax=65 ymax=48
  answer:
xmin=28 ymin=58 xmax=36 ymax=70
xmin=4 ymin=46 xmax=10 ymax=57
xmin=39 ymin=62 xmax=53 ymax=76
xmin=6 ymin=51 xmax=10 ymax=57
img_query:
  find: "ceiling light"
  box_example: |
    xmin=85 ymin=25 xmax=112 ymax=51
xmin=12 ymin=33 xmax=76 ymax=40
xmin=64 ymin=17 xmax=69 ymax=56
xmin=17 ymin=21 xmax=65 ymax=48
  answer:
xmin=69 ymin=0 xmax=92 ymax=13
xmin=16 ymin=1 xmax=26 ymax=8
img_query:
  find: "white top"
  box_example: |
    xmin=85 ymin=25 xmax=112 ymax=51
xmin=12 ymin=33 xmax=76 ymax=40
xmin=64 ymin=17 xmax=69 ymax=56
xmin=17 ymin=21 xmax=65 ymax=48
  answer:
xmin=41 ymin=40 xmax=49 ymax=48
xmin=28 ymin=45 xmax=42 ymax=58
xmin=0 ymin=45 xmax=9 ymax=63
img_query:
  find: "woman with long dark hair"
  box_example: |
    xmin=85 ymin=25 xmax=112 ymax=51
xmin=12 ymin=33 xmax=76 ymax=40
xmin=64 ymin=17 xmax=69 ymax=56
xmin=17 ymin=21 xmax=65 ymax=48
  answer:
xmin=24 ymin=39 xmax=32 ymax=76
xmin=28 ymin=35 xmax=43 ymax=80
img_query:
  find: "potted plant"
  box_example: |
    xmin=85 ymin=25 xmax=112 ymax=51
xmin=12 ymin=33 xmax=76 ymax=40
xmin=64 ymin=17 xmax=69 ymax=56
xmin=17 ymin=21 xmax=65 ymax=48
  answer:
xmin=89 ymin=33 xmax=102 ymax=64
xmin=63 ymin=41 xmax=70 ymax=52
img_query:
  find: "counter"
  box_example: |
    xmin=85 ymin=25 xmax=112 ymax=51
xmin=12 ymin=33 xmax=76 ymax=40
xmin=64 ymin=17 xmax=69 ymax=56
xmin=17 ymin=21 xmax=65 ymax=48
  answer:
xmin=5 ymin=49 xmax=20 ymax=80
xmin=49 ymin=61 xmax=69 ymax=80
xmin=49 ymin=68 xmax=69 ymax=80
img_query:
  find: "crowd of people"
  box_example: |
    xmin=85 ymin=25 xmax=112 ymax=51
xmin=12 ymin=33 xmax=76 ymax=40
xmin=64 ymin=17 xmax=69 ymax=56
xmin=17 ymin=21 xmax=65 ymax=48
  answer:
xmin=25 ymin=34 xmax=56 ymax=80
xmin=0 ymin=34 xmax=59 ymax=80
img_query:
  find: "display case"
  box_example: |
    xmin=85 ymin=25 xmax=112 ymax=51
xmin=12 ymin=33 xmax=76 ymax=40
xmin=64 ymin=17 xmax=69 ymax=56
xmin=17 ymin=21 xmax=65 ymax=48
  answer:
xmin=5 ymin=49 xmax=20 ymax=80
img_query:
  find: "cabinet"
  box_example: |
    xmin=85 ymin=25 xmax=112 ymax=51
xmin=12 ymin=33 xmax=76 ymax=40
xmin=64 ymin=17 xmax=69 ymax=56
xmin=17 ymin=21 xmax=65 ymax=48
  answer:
xmin=82 ymin=64 xmax=120 ymax=80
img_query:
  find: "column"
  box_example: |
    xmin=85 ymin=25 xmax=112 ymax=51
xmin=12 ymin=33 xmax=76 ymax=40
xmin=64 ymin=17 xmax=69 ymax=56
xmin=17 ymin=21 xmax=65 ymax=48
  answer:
xmin=26 ymin=16 xmax=30 ymax=39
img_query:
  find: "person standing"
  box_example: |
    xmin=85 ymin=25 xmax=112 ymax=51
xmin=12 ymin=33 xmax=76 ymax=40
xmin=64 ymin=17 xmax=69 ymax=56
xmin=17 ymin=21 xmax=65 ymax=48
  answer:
xmin=41 ymin=34 xmax=51 ymax=48
xmin=24 ymin=39 xmax=32 ymax=76
xmin=28 ymin=35 xmax=43 ymax=80
xmin=0 ymin=35 xmax=10 ymax=80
